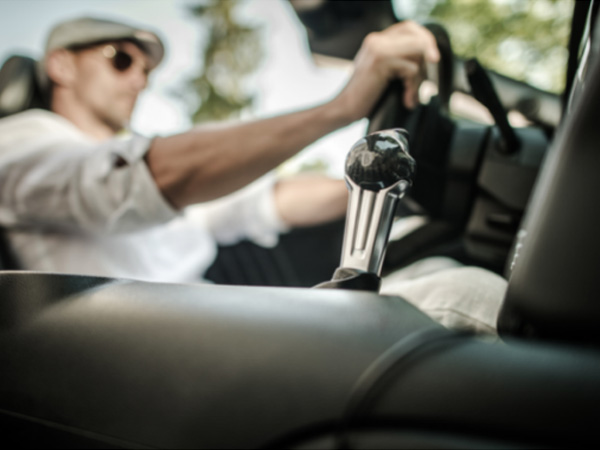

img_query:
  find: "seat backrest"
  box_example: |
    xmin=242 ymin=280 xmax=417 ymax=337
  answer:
xmin=498 ymin=2 xmax=600 ymax=346
xmin=0 ymin=54 xmax=48 ymax=118
xmin=0 ymin=55 xmax=48 ymax=270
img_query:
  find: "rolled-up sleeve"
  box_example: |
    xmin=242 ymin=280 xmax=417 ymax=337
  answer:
xmin=0 ymin=121 xmax=178 ymax=234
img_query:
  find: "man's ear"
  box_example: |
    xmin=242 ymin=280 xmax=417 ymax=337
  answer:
xmin=45 ymin=49 xmax=77 ymax=87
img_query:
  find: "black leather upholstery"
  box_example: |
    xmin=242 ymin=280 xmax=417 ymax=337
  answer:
xmin=1 ymin=272 xmax=599 ymax=448
xmin=498 ymin=3 xmax=600 ymax=347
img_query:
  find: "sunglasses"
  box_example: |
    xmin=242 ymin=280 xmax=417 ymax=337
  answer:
xmin=100 ymin=45 xmax=135 ymax=72
xmin=70 ymin=43 xmax=145 ymax=74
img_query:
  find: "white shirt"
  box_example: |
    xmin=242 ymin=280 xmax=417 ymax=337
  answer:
xmin=0 ymin=109 xmax=287 ymax=283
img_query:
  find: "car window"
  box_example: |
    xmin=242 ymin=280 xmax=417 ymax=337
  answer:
xmin=393 ymin=0 xmax=574 ymax=94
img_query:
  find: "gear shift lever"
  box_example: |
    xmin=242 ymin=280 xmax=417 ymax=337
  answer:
xmin=316 ymin=129 xmax=415 ymax=292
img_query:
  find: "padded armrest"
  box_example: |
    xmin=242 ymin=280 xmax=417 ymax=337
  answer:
xmin=1 ymin=272 xmax=600 ymax=448
xmin=0 ymin=272 xmax=436 ymax=448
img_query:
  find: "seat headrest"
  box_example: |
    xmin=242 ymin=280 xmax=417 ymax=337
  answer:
xmin=0 ymin=55 xmax=48 ymax=118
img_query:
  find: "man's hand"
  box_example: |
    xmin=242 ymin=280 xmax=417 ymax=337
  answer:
xmin=335 ymin=21 xmax=440 ymax=121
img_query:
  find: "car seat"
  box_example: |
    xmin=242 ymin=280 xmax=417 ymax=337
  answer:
xmin=0 ymin=55 xmax=45 ymax=269
xmin=0 ymin=54 xmax=48 ymax=118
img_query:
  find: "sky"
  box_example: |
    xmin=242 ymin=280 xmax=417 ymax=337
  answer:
xmin=0 ymin=0 xmax=367 ymax=178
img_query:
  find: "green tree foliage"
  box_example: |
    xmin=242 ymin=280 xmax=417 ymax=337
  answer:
xmin=184 ymin=0 xmax=263 ymax=123
xmin=402 ymin=0 xmax=573 ymax=93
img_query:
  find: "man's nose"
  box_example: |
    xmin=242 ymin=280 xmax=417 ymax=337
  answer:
xmin=128 ymin=64 xmax=148 ymax=92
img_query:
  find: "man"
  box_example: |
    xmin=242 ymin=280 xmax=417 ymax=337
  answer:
xmin=0 ymin=15 xmax=440 ymax=283
xmin=1 ymin=15 xmax=509 ymax=334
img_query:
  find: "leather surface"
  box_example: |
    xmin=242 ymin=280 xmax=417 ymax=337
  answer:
xmin=1 ymin=272 xmax=600 ymax=448
xmin=0 ymin=272 xmax=435 ymax=448
xmin=498 ymin=5 xmax=600 ymax=346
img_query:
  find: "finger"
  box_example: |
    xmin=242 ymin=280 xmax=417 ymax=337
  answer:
xmin=385 ymin=21 xmax=440 ymax=63
xmin=381 ymin=35 xmax=432 ymax=66
xmin=420 ymin=28 xmax=440 ymax=63
xmin=388 ymin=59 xmax=421 ymax=109
xmin=403 ymin=77 xmax=421 ymax=109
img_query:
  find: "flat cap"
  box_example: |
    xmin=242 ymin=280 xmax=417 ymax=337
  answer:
xmin=44 ymin=16 xmax=165 ymax=70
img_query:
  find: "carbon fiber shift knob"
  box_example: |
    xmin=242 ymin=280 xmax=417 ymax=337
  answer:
xmin=340 ymin=129 xmax=415 ymax=276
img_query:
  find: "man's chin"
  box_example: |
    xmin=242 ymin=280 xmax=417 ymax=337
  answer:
xmin=104 ymin=114 xmax=131 ymax=134
xmin=114 ymin=122 xmax=130 ymax=134
xmin=108 ymin=103 xmax=136 ymax=131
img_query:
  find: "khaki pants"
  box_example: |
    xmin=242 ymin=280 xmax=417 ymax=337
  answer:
xmin=381 ymin=257 xmax=507 ymax=335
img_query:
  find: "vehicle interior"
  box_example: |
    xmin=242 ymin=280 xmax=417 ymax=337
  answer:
xmin=1 ymin=0 xmax=600 ymax=448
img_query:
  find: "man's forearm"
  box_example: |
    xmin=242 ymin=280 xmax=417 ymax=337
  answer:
xmin=274 ymin=175 xmax=348 ymax=228
xmin=146 ymin=99 xmax=352 ymax=209
xmin=145 ymin=20 xmax=441 ymax=210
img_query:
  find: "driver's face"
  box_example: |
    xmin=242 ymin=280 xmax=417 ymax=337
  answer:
xmin=69 ymin=41 xmax=151 ymax=132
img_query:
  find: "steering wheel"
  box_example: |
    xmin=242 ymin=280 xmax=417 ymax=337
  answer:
xmin=365 ymin=23 xmax=462 ymax=270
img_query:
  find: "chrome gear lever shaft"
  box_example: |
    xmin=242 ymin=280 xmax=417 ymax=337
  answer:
xmin=342 ymin=128 xmax=415 ymax=275
xmin=316 ymin=129 xmax=415 ymax=291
